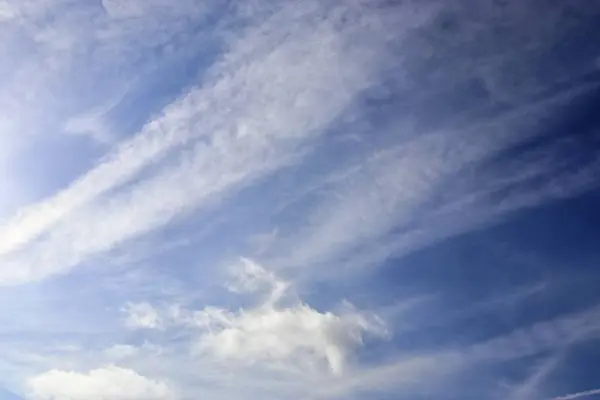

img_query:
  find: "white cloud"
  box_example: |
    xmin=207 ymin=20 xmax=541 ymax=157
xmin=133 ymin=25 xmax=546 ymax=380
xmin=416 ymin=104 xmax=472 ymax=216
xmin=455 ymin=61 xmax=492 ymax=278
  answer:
xmin=264 ymin=81 xmax=600 ymax=282
xmin=104 ymin=345 xmax=139 ymax=360
xmin=311 ymin=353 xmax=459 ymax=399
xmin=196 ymin=302 xmax=386 ymax=376
xmin=162 ymin=260 xmax=387 ymax=376
xmin=27 ymin=365 xmax=175 ymax=400
xmin=225 ymin=258 xmax=289 ymax=306
xmin=504 ymin=356 xmax=561 ymax=400
xmin=0 ymin=1 xmax=213 ymax=258
xmin=467 ymin=305 xmax=600 ymax=363
xmin=268 ymin=124 xmax=529 ymax=273
xmin=0 ymin=0 xmax=213 ymax=148
xmin=62 ymin=84 xmax=135 ymax=144
xmin=553 ymin=388 xmax=600 ymax=400
xmin=1 ymin=1 xmax=597 ymax=399
xmin=0 ymin=2 xmax=16 ymax=20
xmin=0 ymin=1 xmax=406 ymax=285
xmin=123 ymin=302 xmax=162 ymax=330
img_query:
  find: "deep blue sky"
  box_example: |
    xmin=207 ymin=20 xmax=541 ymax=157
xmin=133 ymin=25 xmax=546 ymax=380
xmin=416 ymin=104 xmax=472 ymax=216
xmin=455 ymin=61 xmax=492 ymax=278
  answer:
xmin=0 ymin=0 xmax=599 ymax=399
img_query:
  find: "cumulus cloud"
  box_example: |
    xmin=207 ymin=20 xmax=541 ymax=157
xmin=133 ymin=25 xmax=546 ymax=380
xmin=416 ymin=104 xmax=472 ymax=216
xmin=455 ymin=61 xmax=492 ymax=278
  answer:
xmin=27 ymin=365 xmax=175 ymax=400
xmin=161 ymin=260 xmax=387 ymax=376
xmin=196 ymin=301 xmax=386 ymax=376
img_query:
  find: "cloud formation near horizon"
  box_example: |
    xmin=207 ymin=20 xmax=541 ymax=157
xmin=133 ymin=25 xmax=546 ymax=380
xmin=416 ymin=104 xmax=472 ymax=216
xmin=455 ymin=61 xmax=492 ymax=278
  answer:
xmin=0 ymin=0 xmax=599 ymax=399
xmin=27 ymin=366 xmax=175 ymax=400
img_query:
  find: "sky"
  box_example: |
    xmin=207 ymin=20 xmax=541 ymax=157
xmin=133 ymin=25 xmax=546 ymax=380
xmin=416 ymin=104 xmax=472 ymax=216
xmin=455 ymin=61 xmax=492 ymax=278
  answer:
xmin=0 ymin=0 xmax=600 ymax=399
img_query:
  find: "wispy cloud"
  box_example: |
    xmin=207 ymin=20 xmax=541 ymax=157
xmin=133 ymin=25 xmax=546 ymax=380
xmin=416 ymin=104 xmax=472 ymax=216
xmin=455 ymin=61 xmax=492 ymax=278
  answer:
xmin=467 ymin=305 xmax=600 ymax=363
xmin=504 ymin=356 xmax=562 ymax=400
xmin=122 ymin=302 xmax=162 ymax=330
xmin=552 ymin=388 xmax=600 ymax=400
xmin=0 ymin=1 xmax=409 ymax=284
xmin=1 ymin=0 xmax=599 ymax=399
xmin=263 ymin=83 xmax=600 ymax=282
xmin=0 ymin=0 xmax=213 ymax=145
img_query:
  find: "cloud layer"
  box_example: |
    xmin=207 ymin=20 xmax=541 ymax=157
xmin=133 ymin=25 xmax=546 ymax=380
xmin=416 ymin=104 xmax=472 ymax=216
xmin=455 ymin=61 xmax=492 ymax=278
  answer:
xmin=0 ymin=0 xmax=404 ymax=285
xmin=0 ymin=0 xmax=599 ymax=399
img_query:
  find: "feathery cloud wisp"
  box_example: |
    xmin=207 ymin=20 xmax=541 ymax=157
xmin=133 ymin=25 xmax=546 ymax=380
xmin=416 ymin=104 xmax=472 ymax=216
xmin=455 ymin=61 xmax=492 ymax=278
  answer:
xmin=552 ymin=388 xmax=600 ymax=400
xmin=1 ymin=1 xmax=599 ymax=399
xmin=0 ymin=1 xmax=402 ymax=285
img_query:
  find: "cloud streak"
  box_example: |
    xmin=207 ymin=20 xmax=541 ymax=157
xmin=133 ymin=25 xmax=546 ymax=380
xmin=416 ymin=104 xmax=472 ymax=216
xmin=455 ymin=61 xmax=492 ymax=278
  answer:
xmin=0 ymin=1 xmax=408 ymax=284
xmin=552 ymin=389 xmax=600 ymax=400
xmin=264 ymin=80 xmax=600 ymax=282
xmin=0 ymin=1 xmax=599 ymax=399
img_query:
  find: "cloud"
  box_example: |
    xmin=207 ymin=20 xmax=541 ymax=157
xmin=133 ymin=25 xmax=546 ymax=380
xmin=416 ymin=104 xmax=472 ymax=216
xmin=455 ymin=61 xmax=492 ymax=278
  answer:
xmin=122 ymin=302 xmax=162 ymax=330
xmin=0 ymin=1 xmax=213 ymax=257
xmin=266 ymin=127 xmax=523 ymax=274
xmin=27 ymin=365 xmax=175 ymax=400
xmin=552 ymin=388 xmax=600 ymax=400
xmin=467 ymin=305 xmax=600 ymax=363
xmin=0 ymin=0 xmax=213 ymax=147
xmin=264 ymin=81 xmax=600 ymax=282
xmin=195 ymin=302 xmax=386 ymax=376
xmin=157 ymin=259 xmax=387 ymax=376
xmin=225 ymin=258 xmax=289 ymax=306
xmin=0 ymin=0 xmax=406 ymax=285
xmin=504 ymin=356 xmax=561 ymax=400
xmin=310 ymin=353 xmax=459 ymax=399
xmin=0 ymin=3 xmax=15 ymax=20
xmin=103 ymin=345 xmax=139 ymax=360
xmin=1 ymin=1 xmax=599 ymax=399
xmin=62 ymin=84 xmax=135 ymax=144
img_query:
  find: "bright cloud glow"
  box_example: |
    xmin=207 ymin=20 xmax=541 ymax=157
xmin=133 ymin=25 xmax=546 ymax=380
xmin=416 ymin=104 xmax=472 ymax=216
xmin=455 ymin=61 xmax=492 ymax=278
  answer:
xmin=0 ymin=0 xmax=394 ymax=285
xmin=192 ymin=260 xmax=388 ymax=375
xmin=0 ymin=0 xmax=598 ymax=399
xmin=27 ymin=366 xmax=175 ymax=400
xmin=139 ymin=260 xmax=388 ymax=376
xmin=196 ymin=303 xmax=387 ymax=376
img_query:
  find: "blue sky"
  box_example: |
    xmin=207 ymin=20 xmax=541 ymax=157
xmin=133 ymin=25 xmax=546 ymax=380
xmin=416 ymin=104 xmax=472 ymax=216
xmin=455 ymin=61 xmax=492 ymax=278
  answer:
xmin=0 ymin=0 xmax=600 ymax=399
